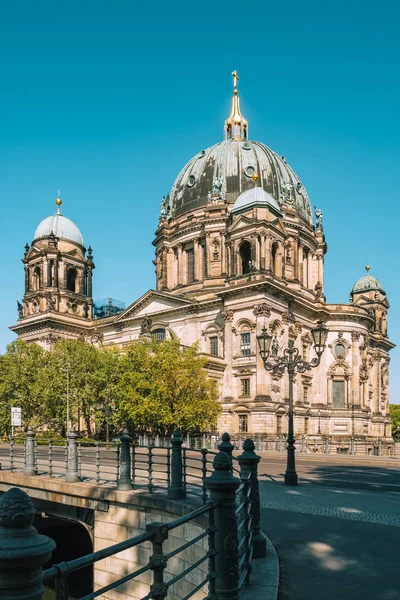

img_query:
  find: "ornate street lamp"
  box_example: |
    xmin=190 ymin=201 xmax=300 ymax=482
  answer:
xmin=257 ymin=320 xmax=328 ymax=485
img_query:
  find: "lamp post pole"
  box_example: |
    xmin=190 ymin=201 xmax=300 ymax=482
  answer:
xmin=258 ymin=321 xmax=328 ymax=486
xmin=318 ymin=409 xmax=321 ymax=435
xmin=62 ymin=365 xmax=70 ymax=435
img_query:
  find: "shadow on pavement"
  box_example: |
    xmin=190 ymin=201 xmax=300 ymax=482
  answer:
xmin=259 ymin=467 xmax=400 ymax=600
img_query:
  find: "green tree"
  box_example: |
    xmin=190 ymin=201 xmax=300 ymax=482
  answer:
xmin=390 ymin=404 xmax=400 ymax=440
xmin=41 ymin=339 xmax=115 ymax=436
xmin=117 ymin=338 xmax=220 ymax=436
xmin=0 ymin=340 xmax=49 ymax=434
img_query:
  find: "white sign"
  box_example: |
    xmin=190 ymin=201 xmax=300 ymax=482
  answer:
xmin=11 ymin=407 xmax=22 ymax=427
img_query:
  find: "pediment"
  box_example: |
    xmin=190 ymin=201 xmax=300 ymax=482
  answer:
xmin=114 ymin=289 xmax=193 ymax=322
xmin=273 ymin=220 xmax=288 ymax=235
xmin=228 ymin=215 xmax=256 ymax=233
xmin=26 ymin=246 xmax=43 ymax=260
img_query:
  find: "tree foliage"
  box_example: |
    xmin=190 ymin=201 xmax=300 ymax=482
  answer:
xmin=0 ymin=338 xmax=220 ymax=438
xmin=117 ymin=339 xmax=220 ymax=436
xmin=389 ymin=404 xmax=400 ymax=440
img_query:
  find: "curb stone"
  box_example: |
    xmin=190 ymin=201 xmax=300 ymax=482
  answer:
xmin=241 ymin=533 xmax=279 ymax=600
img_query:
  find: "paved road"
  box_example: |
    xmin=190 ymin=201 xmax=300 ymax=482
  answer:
xmin=257 ymin=452 xmax=400 ymax=492
xmin=259 ymin=454 xmax=400 ymax=599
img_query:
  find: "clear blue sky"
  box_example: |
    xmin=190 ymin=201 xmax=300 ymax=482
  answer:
xmin=1 ymin=1 xmax=399 ymax=398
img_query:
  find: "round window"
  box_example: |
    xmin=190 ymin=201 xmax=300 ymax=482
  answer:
xmin=242 ymin=142 xmax=251 ymax=150
xmin=187 ymin=175 xmax=196 ymax=187
xmin=71 ymin=303 xmax=78 ymax=313
xmin=244 ymin=166 xmax=255 ymax=178
xmin=334 ymin=343 xmax=345 ymax=358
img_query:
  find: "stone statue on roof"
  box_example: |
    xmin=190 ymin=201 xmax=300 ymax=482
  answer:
xmin=160 ymin=194 xmax=171 ymax=220
xmin=314 ymin=206 xmax=323 ymax=229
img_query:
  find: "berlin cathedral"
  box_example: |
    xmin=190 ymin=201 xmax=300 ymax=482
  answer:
xmin=11 ymin=73 xmax=394 ymax=441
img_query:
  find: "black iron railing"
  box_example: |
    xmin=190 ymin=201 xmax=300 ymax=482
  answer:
xmin=0 ymin=432 xmax=266 ymax=600
xmin=43 ymin=502 xmax=217 ymax=600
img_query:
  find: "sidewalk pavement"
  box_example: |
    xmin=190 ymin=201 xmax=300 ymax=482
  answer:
xmin=260 ymin=480 xmax=400 ymax=600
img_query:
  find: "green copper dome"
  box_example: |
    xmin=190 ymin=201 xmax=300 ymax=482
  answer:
xmin=351 ymin=269 xmax=386 ymax=295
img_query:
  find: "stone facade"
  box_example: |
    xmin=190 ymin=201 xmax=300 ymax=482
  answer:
xmin=10 ymin=76 xmax=394 ymax=440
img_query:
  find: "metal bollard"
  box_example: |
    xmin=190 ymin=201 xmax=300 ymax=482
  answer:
xmin=117 ymin=428 xmax=133 ymax=490
xmin=168 ymin=429 xmax=186 ymax=499
xmin=0 ymin=487 xmax=56 ymax=600
xmin=237 ymin=439 xmax=267 ymax=558
xmin=24 ymin=427 xmax=37 ymax=476
xmin=66 ymin=427 xmax=81 ymax=483
xmin=206 ymin=451 xmax=241 ymax=600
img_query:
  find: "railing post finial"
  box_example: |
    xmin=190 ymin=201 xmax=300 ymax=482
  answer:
xmin=237 ymin=438 xmax=267 ymax=558
xmin=0 ymin=487 xmax=56 ymax=600
xmin=218 ymin=432 xmax=234 ymax=470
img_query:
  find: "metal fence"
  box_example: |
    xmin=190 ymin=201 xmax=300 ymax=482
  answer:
xmin=0 ymin=431 xmax=265 ymax=600
xmin=228 ymin=434 xmax=396 ymax=457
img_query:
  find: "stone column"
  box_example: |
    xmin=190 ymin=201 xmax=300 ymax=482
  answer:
xmin=293 ymin=239 xmax=299 ymax=280
xmin=46 ymin=259 xmax=52 ymax=287
xmin=162 ymin=248 xmax=168 ymax=288
xmin=372 ymin=354 xmax=381 ymax=413
xmin=351 ymin=331 xmax=361 ymax=407
xmin=53 ymin=258 xmax=58 ymax=288
xmin=317 ymin=254 xmax=323 ymax=291
xmin=222 ymin=309 xmax=234 ymax=398
xmin=264 ymin=235 xmax=272 ymax=271
xmin=230 ymin=242 xmax=236 ymax=277
xmin=0 ymin=488 xmax=56 ymax=600
xmin=302 ymin=248 xmax=308 ymax=287
xmin=205 ymin=232 xmax=211 ymax=278
xmin=193 ymin=238 xmax=200 ymax=280
xmin=39 ymin=261 xmax=44 ymax=289
xmin=24 ymin=266 xmax=29 ymax=292
xmin=276 ymin=244 xmax=283 ymax=277
xmin=308 ymin=253 xmax=314 ymax=290
xmin=77 ymin=268 xmax=85 ymax=294
xmin=255 ymin=235 xmax=261 ymax=270
xmin=176 ymin=244 xmax=183 ymax=286
xmin=167 ymin=248 xmax=175 ymax=289
xmin=221 ymin=234 xmax=227 ymax=275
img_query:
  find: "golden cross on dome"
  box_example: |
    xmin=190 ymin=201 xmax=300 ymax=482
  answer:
xmin=232 ymin=70 xmax=239 ymax=90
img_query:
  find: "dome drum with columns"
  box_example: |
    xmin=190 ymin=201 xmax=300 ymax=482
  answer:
xmin=10 ymin=195 xmax=96 ymax=348
xmin=11 ymin=73 xmax=395 ymax=441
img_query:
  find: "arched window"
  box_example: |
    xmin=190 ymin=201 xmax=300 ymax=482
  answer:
xmin=67 ymin=268 xmax=77 ymax=293
xmin=152 ymin=328 xmax=166 ymax=342
xmin=239 ymin=241 xmax=252 ymax=275
xmin=47 ymin=260 xmax=54 ymax=287
xmin=271 ymin=242 xmax=278 ymax=275
xmin=33 ymin=267 xmax=41 ymax=291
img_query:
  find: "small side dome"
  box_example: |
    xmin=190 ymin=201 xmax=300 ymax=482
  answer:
xmin=351 ymin=267 xmax=386 ymax=295
xmin=231 ymin=186 xmax=282 ymax=216
xmin=33 ymin=196 xmax=84 ymax=246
